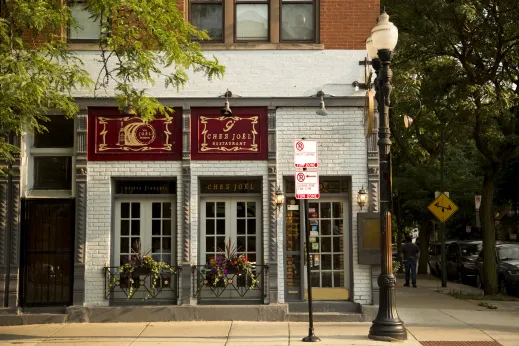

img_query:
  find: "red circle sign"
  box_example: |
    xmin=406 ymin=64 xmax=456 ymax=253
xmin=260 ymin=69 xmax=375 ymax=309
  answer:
xmin=296 ymin=173 xmax=305 ymax=182
xmin=296 ymin=141 xmax=304 ymax=151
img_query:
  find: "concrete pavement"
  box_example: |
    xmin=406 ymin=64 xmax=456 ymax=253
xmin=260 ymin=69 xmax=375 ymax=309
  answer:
xmin=1 ymin=275 xmax=519 ymax=345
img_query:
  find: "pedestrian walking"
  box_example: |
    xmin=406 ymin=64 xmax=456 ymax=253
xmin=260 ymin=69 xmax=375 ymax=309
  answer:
xmin=402 ymin=233 xmax=420 ymax=287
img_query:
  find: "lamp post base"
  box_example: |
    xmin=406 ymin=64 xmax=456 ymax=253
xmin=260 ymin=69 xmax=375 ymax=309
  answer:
xmin=302 ymin=328 xmax=321 ymax=342
xmin=368 ymin=321 xmax=407 ymax=342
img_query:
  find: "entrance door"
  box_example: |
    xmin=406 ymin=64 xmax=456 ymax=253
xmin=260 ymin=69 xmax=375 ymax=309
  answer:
xmin=200 ymin=197 xmax=261 ymax=263
xmin=114 ymin=199 xmax=176 ymax=267
xmin=113 ymin=199 xmax=176 ymax=301
xmin=20 ymin=199 xmax=75 ymax=307
xmin=306 ymin=199 xmax=348 ymax=300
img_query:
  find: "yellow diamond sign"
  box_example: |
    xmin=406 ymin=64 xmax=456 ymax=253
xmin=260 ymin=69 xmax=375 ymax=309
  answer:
xmin=427 ymin=193 xmax=459 ymax=223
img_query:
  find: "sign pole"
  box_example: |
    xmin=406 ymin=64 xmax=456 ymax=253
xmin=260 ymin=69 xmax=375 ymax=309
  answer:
xmin=440 ymin=129 xmax=447 ymax=288
xmin=302 ymin=197 xmax=320 ymax=342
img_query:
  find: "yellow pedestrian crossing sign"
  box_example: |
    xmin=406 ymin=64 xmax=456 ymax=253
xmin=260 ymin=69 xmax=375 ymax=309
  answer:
xmin=427 ymin=193 xmax=458 ymax=223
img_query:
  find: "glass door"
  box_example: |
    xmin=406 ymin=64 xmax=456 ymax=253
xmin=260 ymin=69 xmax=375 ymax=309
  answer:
xmin=113 ymin=199 xmax=176 ymax=301
xmin=200 ymin=197 xmax=261 ymax=263
xmin=306 ymin=199 xmax=348 ymax=300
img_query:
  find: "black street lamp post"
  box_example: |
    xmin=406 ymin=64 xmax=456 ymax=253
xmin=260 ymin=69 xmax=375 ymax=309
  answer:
xmin=366 ymin=11 xmax=407 ymax=342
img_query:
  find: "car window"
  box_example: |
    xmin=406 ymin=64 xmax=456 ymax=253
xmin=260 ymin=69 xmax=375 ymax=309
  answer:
xmin=447 ymin=243 xmax=457 ymax=255
xmin=498 ymin=245 xmax=519 ymax=261
xmin=461 ymin=244 xmax=480 ymax=256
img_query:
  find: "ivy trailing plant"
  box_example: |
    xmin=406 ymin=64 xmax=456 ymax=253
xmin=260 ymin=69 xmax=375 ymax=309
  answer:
xmin=109 ymin=239 xmax=176 ymax=299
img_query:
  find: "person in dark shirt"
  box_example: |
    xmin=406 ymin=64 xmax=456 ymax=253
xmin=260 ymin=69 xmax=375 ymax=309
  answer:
xmin=402 ymin=234 xmax=420 ymax=287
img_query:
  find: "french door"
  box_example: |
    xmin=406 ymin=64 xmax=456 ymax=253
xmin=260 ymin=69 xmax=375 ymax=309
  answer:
xmin=200 ymin=197 xmax=261 ymax=265
xmin=114 ymin=199 xmax=176 ymax=267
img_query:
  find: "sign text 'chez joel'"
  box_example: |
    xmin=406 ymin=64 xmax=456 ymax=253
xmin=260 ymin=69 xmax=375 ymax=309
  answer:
xmin=191 ymin=108 xmax=268 ymax=160
xmin=87 ymin=108 xmax=182 ymax=161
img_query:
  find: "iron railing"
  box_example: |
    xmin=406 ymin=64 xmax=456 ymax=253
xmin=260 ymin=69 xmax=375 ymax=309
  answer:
xmin=104 ymin=266 xmax=181 ymax=303
xmin=192 ymin=264 xmax=268 ymax=304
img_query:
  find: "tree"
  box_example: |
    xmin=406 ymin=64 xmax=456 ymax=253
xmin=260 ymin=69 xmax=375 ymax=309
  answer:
xmin=384 ymin=0 xmax=519 ymax=294
xmin=0 ymin=0 xmax=224 ymax=174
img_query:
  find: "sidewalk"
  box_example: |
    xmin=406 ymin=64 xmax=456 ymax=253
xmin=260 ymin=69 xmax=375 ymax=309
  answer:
xmin=1 ymin=275 xmax=518 ymax=345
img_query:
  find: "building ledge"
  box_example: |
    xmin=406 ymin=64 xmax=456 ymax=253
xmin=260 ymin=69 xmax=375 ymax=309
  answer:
xmin=68 ymin=43 xmax=325 ymax=51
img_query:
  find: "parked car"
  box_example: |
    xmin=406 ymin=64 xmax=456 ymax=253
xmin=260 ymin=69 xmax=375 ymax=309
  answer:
xmin=428 ymin=240 xmax=454 ymax=276
xmin=475 ymin=242 xmax=519 ymax=295
xmin=446 ymin=240 xmax=482 ymax=284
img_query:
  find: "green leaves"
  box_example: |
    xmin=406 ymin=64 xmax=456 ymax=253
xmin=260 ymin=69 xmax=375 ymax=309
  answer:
xmin=1 ymin=0 xmax=225 ymax=174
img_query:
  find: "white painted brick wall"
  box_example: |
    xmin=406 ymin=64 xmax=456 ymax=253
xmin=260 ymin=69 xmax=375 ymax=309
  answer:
xmin=72 ymin=50 xmax=367 ymax=98
xmin=85 ymin=161 xmax=182 ymax=306
xmin=276 ymin=107 xmax=372 ymax=304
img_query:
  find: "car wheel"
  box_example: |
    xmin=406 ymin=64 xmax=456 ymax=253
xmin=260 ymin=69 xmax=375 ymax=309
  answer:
xmin=476 ymin=273 xmax=483 ymax=289
xmin=499 ymin=278 xmax=509 ymax=296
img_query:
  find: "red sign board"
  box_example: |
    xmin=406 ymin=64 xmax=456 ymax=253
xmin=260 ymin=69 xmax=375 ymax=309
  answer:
xmin=87 ymin=107 xmax=182 ymax=161
xmin=295 ymin=172 xmax=320 ymax=199
xmin=191 ymin=107 xmax=268 ymax=160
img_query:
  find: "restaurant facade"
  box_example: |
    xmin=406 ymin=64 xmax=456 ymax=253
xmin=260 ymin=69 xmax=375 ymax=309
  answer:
xmin=0 ymin=0 xmax=383 ymax=320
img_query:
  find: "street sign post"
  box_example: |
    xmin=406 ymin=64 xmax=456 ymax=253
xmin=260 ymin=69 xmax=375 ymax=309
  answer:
xmin=427 ymin=193 xmax=459 ymax=223
xmin=475 ymin=195 xmax=481 ymax=212
xmin=294 ymin=139 xmax=320 ymax=343
xmin=294 ymin=140 xmax=318 ymax=168
xmin=427 ymin=192 xmax=459 ymax=289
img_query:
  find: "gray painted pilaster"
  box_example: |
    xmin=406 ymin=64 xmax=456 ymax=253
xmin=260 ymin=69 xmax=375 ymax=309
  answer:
xmin=74 ymin=111 xmax=88 ymax=305
xmin=267 ymin=106 xmax=277 ymax=304
xmin=180 ymin=106 xmax=192 ymax=305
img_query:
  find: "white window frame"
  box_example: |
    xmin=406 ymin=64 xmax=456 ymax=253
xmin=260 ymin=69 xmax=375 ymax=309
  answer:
xmin=21 ymin=116 xmax=76 ymax=199
xmin=114 ymin=198 xmax=177 ymax=267
xmin=200 ymin=197 xmax=262 ymax=264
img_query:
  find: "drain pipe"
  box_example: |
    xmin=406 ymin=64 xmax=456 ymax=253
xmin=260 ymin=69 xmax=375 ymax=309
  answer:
xmin=3 ymin=132 xmax=13 ymax=307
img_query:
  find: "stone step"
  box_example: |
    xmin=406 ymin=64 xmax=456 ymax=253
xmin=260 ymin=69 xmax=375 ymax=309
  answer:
xmin=288 ymin=312 xmax=363 ymax=322
xmin=0 ymin=313 xmax=67 ymax=326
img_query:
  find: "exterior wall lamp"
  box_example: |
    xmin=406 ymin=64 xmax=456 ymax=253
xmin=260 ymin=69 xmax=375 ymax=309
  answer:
xmin=220 ymin=89 xmax=233 ymax=116
xmin=275 ymin=186 xmax=285 ymax=210
xmin=357 ymin=186 xmax=368 ymax=210
xmin=316 ymin=89 xmax=328 ymax=116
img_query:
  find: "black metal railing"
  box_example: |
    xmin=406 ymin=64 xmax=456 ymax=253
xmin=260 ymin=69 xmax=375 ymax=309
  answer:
xmin=104 ymin=266 xmax=181 ymax=303
xmin=192 ymin=264 xmax=268 ymax=304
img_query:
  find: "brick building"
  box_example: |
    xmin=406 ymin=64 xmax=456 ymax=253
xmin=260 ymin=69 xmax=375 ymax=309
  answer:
xmin=0 ymin=0 xmax=383 ymax=321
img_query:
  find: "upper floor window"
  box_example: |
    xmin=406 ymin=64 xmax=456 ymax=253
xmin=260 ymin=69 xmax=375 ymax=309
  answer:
xmin=69 ymin=0 xmax=101 ymax=41
xmin=235 ymin=0 xmax=269 ymax=41
xmin=188 ymin=0 xmax=317 ymax=44
xmin=281 ymin=0 xmax=314 ymax=42
xmin=190 ymin=0 xmax=224 ymax=42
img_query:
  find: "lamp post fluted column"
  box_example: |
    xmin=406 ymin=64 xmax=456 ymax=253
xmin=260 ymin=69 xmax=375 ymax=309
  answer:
xmin=368 ymin=47 xmax=407 ymax=342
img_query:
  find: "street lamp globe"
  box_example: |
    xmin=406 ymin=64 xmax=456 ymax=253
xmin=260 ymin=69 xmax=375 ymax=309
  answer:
xmin=371 ymin=11 xmax=398 ymax=52
xmin=366 ymin=36 xmax=378 ymax=60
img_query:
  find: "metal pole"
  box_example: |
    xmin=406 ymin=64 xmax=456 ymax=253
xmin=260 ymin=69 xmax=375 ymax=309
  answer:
xmin=440 ymin=128 xmax=447 ymax=287
xmin=302 ymin=198 xmax=320 ymax=342
xmin=3 ymin=133 xmax=13 ymax=307
xmin=368 ymin=49 xmax=407 ymax=342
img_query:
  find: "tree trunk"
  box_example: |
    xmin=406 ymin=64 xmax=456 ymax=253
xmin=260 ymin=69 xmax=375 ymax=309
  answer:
xmin=481 ymin=173 xmax=498 ymax=295
xmin=418 ymin=221 xmax=431 ymax=275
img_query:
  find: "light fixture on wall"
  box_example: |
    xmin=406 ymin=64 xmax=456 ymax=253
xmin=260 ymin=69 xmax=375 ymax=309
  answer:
xmin=275 ymin=186 xmax=285 ymax=210
xmin=357 ymin=186 xmax=368 ymax=210
xmin=220 ymin=89 xmax=233 ymax=116
xmin=123 ymin=103 xmax=136 ymax=115
xmin=316 ymin=89 xmax=328 ymax=116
